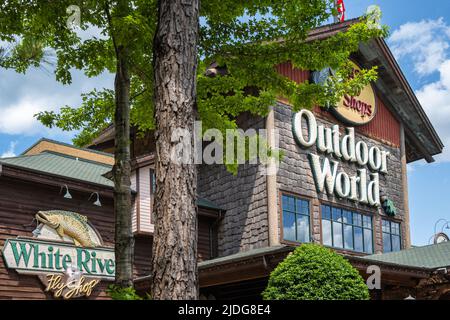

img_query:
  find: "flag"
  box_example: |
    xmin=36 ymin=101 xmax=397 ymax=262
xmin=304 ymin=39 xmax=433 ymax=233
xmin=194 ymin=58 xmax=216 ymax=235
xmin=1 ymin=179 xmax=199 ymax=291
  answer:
xmin=336 ymin=0 xmax=345 ymax=22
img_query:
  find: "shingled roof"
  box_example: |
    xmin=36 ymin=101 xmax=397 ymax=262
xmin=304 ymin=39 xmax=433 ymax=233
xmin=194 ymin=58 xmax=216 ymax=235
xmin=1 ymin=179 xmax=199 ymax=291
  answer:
xmin=361 ymin=241 xmax=450 ymax=269
xmin=0 ymin=151 xmax=114 ymax=188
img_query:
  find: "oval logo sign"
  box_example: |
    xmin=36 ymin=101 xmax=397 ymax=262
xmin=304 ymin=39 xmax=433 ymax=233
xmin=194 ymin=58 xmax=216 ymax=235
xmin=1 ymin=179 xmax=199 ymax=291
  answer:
xmin=333 ymin=61 xmax=377 ymax=126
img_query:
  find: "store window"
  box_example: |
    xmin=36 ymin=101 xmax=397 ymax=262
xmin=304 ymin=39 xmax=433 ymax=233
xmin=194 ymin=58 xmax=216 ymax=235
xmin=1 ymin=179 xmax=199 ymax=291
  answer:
xmin=321 ymin=205 xmax=373 ymax=254
xmin=282 ymin=194 xmax=311 ymax=243
xmin=382 ymin=220 xmax=401 ymax=253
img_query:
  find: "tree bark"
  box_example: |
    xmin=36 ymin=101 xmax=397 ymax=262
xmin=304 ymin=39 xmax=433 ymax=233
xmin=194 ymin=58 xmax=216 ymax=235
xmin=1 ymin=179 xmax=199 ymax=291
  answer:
xmin=113 ymin=43 xmax=134 ymax=288
xmin=151 ymin=0 xmax=199 ymax=300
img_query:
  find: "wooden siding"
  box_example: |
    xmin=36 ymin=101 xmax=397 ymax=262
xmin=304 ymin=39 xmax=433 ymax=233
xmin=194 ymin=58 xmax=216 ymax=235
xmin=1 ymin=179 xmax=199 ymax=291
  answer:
xmin=275 ymin=62 xmax=310 ymax=84
xmin=131 ymin=172 xmax=137 ymax=233
xmin=275 ymin=62 xmax=401 ymax=147
xmin=25 ymin=140 xmax=114 ymax=165
xmin=313 ymin=95 xmax=401 ymax=147
xmin=0 ymin=175 xmax=218 ymax=299
xmin=138 ymin=166 xmax=153 ymax=233
xmin=0 ymin=177 xmax=117 ymax=300
xmin=198 ymin=218 xmax=213 ymax=262
xmin=358 ymin=97 xmax=400 ymax=147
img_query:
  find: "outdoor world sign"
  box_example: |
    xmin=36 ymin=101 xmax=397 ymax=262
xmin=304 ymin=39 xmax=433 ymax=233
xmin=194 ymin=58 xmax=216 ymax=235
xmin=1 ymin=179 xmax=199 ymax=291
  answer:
xmin=1 ymin=210 xmax=115 ymax=299
xmin=292 ymin=109 xmax=390 ymax=207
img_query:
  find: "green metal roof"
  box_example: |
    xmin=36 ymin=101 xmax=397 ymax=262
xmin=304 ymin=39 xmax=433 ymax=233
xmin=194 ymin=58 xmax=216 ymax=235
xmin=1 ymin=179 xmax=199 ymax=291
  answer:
xmin=361 ymin=241 xmax=450 ymax=269
xmin=2 ymin=147 xmax=225 ymax=210
xmin=0 ymin=151 xmax=113 ymax=187
xmin=199 ymin=245 xmax=292 ymax=269
xmin=196 ymin=197 xmax=224 ymax=211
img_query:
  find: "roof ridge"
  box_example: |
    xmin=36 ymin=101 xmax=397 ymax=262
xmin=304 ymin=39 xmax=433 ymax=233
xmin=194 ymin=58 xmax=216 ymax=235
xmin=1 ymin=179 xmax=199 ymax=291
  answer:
xmin=3 ymin=150 xmax=112 ymax=168
xmin=39 ymin=151 xmax=113 ymax=167
xmin=21 ymin=138 xmax=114 ymax=158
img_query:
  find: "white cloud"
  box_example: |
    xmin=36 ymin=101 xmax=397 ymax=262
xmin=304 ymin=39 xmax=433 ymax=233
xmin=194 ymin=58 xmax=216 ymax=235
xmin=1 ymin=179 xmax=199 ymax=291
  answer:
xmin=390 ymin=18 xmax=450 ymax=162
xmin=390 ymin=18 xmax=450 ymax=76
xmin=1 ymin=141 xmax=17 ymax=158
xmin=0 ymin=67 xmax=114 ymax=138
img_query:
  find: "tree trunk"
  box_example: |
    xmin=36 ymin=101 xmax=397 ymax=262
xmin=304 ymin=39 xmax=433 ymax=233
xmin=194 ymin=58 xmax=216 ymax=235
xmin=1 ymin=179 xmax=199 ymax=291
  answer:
xmin=151 ymin=0 xmax=199 ymax=300
xmin=113 ymin=44 xmax=134 ymax=288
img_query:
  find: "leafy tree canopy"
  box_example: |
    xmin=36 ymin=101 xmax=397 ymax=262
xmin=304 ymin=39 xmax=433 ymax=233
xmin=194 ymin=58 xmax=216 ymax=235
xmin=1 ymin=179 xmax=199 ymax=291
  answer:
xmin=1 ymin=0 xmax=387 ymax=153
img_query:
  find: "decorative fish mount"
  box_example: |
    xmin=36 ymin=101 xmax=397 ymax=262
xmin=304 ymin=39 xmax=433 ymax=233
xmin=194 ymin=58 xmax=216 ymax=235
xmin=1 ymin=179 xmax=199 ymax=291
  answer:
xmin=381 ymin=197 xmax=397 ymax=217
xmin=35 ymin=210 xmax=97 ymax=248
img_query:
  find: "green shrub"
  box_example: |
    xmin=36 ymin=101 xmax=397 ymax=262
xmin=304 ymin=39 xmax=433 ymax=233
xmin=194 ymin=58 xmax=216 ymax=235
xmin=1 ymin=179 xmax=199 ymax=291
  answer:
xmin=106 ymin=284 xmax=150 ymax=300
xmin=262 ymin=244 xmax=369 ymax=300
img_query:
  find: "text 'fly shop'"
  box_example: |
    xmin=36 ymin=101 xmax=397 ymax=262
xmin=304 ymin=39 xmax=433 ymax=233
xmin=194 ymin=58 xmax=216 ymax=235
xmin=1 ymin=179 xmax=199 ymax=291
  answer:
xmin=0 ymin=19 xmax=447 ymax=300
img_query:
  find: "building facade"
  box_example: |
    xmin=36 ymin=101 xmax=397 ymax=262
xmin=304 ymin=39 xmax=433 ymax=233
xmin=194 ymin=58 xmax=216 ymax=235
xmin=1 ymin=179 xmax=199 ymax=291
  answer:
xmin=1 ymin=21 xmax=449 ymax=300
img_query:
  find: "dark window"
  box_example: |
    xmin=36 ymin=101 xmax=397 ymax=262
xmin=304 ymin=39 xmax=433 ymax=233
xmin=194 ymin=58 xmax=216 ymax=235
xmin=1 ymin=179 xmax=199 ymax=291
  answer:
xmin=282 ymin=194 xmax=311 ymax=243
xmin=150 ymin=169 xmax=156 ymax=223
xmin=382 ymin=220 xmax=401 ymax=253
xmin=321 ymin=204 xmax=373 ymax=254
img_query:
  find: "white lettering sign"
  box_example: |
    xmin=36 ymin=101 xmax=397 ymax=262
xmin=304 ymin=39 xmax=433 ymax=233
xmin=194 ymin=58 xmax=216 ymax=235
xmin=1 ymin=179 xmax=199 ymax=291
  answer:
xmin=293 ymin=110 xmax=389 ymax=207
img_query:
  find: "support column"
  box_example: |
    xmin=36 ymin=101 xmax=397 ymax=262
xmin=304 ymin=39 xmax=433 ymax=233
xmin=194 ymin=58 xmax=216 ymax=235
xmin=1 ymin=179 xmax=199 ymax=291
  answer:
xmin=400 ymin=124 xmax=411 ymax=248
xmin=266 ymin=108 xmax=280 ymax=246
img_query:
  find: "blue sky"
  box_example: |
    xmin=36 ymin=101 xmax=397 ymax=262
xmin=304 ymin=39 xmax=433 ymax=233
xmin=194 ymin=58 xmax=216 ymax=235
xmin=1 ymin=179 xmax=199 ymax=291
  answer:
xmin=1 ymin=1 xmax=450 ymax=246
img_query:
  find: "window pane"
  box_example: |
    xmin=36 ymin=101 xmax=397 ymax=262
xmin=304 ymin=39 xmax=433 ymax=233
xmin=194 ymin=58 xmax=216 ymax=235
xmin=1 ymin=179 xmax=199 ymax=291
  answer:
xmin=301 ymin=201 xmax=309 ymax=216
xmin=392 ymin=235 xmax=401 ymax=252
xmin=333 ymin=222 xmax=343 ymax=248
xmin=364 ymin=229 xmax=373 ymax=254
xmin=322 ymin=219 xmax=332 ymax=246
xmin=383 ymin=232 xmax=392 ymax=253
xmin=322 ymin=205 xmax=331 ymax=220
xmin=392 ymin=222 xmax=400 ymax=236
xmin=344 ymin=225 xmax=354 ymax=250
xmin=382 ymin=220 xmax=390 ymax=233
xmin=332 ymin=208 xmax=342 ymax=222
xmin=283 ymin=195 xmax=295 ymax=212
xmin=363 ymin=216 xmax=372 ymax=229
xmin=354 ymin=213 xmax=362 ymax=226
xmin=354 ymin=227 xmax=363 ymax=252
xmin=297 ymin=215 xmax=310 ymax=243
xmin=343 ymin=210 xmax=353 ymax=224
xmin=150 ymin=170 xmax=156 ymax=193
xmin=283 ymin=211 xmax=296 ymax=242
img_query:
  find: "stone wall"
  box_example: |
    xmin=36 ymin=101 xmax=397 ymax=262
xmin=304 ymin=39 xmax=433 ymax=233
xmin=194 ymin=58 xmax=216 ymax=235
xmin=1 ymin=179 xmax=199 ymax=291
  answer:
xmin=274 ymin=102 xmax=405 ymax=254
xmin=197 ymin=115 xmax=269 ymax=257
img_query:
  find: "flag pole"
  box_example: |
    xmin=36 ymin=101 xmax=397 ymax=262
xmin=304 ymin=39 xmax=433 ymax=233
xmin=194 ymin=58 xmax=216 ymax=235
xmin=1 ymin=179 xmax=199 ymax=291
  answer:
xmin=333 ymin=0 xmax=339 ymax=23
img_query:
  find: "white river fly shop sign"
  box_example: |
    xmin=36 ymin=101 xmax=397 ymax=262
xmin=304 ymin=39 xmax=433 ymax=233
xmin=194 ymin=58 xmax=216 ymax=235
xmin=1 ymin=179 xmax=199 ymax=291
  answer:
xmin=1 ymin=210 xmax=115 ymax=299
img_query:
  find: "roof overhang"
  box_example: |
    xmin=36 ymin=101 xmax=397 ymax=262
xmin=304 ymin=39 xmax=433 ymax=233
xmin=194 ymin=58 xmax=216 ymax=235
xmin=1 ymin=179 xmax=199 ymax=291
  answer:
xmin=0 ymin=163 xmax=114 ymax=198
xmin=354 ymin=38 xmax=444 ymax=163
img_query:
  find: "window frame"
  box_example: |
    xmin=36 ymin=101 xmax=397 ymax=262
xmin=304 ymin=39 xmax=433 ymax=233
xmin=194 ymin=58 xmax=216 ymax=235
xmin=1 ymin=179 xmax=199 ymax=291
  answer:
xmin=382 ymin=219 xmax=402 ymax=253
xmin=320 ymin=203 xmax=375 ymax=254
xmin=279 ymin=192 xmax=312 ymax=245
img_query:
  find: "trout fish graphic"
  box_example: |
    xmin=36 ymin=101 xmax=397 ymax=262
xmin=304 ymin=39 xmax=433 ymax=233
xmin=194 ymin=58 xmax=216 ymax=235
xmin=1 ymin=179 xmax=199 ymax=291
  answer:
xmin=35 ymin=210 xmax=97 ymax=248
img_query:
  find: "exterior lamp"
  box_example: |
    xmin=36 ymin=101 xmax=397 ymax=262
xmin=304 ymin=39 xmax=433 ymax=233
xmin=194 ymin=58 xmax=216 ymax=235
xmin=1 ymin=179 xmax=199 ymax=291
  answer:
xmin=60 ymin=185 xmax=72 ymax=199
xmin=404 ymin=295 xmax=416 ymax=300
xmin=89 ymin=192 xmax=102 ymax=207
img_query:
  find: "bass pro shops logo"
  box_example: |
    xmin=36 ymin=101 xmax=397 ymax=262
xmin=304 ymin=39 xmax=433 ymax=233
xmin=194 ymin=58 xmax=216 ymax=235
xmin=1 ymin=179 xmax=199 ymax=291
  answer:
xmin=1 ymin=210 xmax=115 ymax=299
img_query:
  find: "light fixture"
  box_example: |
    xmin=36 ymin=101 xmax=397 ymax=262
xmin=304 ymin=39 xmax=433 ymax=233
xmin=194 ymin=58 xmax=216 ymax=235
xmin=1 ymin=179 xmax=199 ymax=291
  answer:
xmin=60 ymin=185 xmax=72 ymax=199
xmin=88 ymin=192 xmax=102 ymax=207
xmin=404 ymin=295 xmax=416 ymax=300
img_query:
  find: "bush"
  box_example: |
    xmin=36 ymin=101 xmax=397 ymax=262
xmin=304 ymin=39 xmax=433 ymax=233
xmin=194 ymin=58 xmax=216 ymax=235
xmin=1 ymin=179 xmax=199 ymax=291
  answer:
xmin=106 ymin=284 xmax=150 ymax=300
xmin=262 ymin=244 xmax=369 ymax=300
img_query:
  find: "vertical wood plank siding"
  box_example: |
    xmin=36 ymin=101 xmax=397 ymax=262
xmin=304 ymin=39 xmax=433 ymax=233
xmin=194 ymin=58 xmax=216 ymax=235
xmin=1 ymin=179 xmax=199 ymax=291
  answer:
xmin=275 ymin=62 xmax=401 ymax=146
xmin=138 ymin=166 xmax=152 ymax=233
xmin=275 ymin=62 xmax=310 ymax=84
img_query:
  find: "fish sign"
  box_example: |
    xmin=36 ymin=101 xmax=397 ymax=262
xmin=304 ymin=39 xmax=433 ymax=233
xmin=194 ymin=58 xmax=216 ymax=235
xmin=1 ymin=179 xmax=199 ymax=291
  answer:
xmin=1 ymin=210 xmax=114 ymax=299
